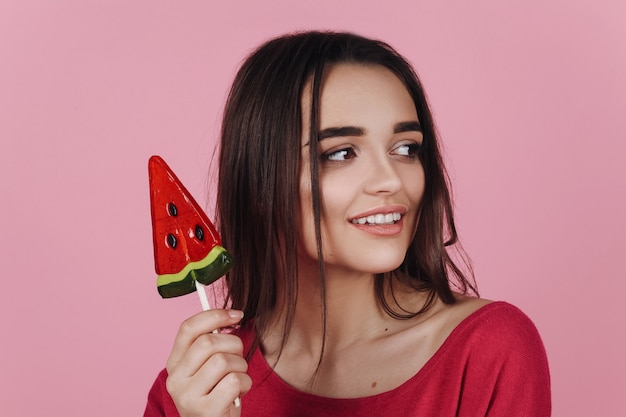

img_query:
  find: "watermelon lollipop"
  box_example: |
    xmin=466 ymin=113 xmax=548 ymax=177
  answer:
xmin=148 ymin=155 xmax=233 ymax=299
xmin=149 ymin=156 xmax=241 ymax=407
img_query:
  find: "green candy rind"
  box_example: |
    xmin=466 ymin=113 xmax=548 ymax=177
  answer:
xmin=157 ymin=245 xmax=234 ymax=298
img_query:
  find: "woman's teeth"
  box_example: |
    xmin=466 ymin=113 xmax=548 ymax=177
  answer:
xmin=351 ymin=212 xmax=402 ymax=225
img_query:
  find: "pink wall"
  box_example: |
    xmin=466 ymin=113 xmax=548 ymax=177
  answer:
xmin=1 ymin=0 xmax=624 ymax=415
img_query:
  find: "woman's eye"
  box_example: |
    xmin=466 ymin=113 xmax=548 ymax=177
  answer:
xmin=393 ymin=143 xmax=422 ymax=158
xmin=322 ymin=147 xmax=357 ymax=162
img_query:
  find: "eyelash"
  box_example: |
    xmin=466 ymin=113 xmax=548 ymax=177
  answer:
xmin=320 ymin=142 xmax=423 ymax=163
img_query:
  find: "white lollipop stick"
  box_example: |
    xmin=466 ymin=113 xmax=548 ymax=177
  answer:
xmin=195 ymin=280 xmax=241 ymax=408
xmin=195 ymin=279 xmax=213 ymax=312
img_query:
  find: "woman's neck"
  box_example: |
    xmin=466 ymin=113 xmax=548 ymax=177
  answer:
xmin=259 ymin=259 xmax=452 ymax=396
xmin=300 ymin=272 xmax=382 ymax=346
xmin=263 ymin=258 xmax=427 ymax=358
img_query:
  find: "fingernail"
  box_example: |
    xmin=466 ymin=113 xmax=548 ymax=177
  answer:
xmin=228 ymin=310 xmax=244 ymax=319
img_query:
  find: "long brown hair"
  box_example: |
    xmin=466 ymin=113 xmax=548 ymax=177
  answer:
xmin=216 ymin=31 xmax=477 ymax=353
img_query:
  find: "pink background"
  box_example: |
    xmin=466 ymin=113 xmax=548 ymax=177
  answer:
xmin=1 ymin=0 xmax=624 ymax=415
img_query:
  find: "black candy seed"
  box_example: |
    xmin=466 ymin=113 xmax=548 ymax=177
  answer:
xmin=167 ymin=203 xmax=178 ymax=216
xmin=166 ymin=233 xmax=178 ymax=248
xmin=195 ymin=225 xmax=204 ymax=241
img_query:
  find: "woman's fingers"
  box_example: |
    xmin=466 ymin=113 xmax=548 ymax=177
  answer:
xmin=192 ymin=356 xmax=252 ymax=407
xmin=167 ymin=309 xmax=244 ymax=371
xmin=166 ymin=350 xmax=252 ymax=417
xmin=172 ymin=333 xmax=244 ymax=377
xmin=210 ymin=372 xmax=252 ymax=415
xmin=172 ymin=370 xmax=251 ymax=417
xmin=164 ymin=309 xmax=248 ymax=417
xmin=166 ymin=352 xmax=250 ymax=401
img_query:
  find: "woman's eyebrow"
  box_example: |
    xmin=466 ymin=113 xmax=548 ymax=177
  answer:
xmin=394 ymin=121 xmax=422 ymax=133
xmin=314 ymin=120 xmax=422 ymax=144
xmin=318 ymin=126 xmax=365 ymax=141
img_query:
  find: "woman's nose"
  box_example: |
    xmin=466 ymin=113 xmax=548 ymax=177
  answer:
xmin=363 ymin=154 xmax=402 ymax=195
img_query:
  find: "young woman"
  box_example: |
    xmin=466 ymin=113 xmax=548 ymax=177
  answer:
xmin=144 ymin=31 xmax=551 ymax=417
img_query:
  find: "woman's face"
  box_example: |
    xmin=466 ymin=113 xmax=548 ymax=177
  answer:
xmin=299 ymin=64 xmax=425 ymax=275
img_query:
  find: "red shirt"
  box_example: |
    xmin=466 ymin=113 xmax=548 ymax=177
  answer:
xmin=144 ymin=302 xmax=551 ymax=416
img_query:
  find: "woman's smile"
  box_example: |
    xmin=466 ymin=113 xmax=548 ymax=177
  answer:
xmin=351 ymin=213 xmax=402 ymax=225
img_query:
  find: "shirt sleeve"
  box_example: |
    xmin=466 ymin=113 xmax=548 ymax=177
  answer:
xmin=459 ymin=303 xmax=552 ymax=416
xmin=144 ymin=369 xmax=180 ymax=417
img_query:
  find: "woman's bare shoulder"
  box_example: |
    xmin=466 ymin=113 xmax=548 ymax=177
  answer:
xmin=426 ymin=295 xmax=494 ymax=342
xmin=451 ymin=294 xmax=494 ymax=317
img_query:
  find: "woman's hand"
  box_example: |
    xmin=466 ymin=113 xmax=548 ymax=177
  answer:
xmin=165 ymin=309 xmax=252 ymax=417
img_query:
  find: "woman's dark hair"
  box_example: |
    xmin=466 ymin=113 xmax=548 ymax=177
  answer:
xmin=216 ymin=31 xmax=477 ymax=355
